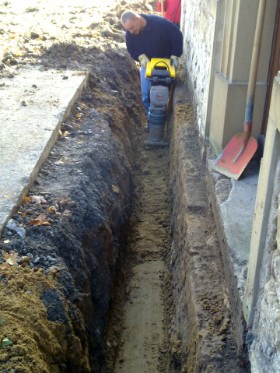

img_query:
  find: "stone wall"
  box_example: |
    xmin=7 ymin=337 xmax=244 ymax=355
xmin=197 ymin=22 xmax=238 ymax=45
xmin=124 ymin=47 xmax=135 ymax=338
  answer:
xmin=181 ymin=0 xmax=216 ymax=136
xmin=249 ymin=156 xmax=280 ymax=373
xmin=249 ymin=173 xmax=280 ymax=373
xmin=242 ymin=74 xmax=280 ymax=372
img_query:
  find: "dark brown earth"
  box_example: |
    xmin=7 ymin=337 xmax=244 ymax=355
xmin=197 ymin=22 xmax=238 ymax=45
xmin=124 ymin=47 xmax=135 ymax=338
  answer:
xmin=0 ymin=1 xmax=250 ymax=372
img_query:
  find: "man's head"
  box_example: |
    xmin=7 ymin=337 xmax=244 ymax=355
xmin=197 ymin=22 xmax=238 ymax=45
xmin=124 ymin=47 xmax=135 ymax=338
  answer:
xmin=121 ymin=11 xmax=146 ymax=35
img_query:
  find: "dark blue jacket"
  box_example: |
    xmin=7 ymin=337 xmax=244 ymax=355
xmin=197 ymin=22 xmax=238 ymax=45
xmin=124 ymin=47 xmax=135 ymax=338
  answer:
xmin=125 ymin=14 xmax=183 ymax=61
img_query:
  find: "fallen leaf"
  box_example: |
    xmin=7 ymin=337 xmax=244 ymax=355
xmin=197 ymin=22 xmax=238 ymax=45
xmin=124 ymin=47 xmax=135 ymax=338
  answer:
xmin=54 ymin=159 xmax=65 ymax=165
xmin=48 ymin=206 xmax=57 ymax=214
xmin=62 ymin=209 xmax=72 ymax=218
xmin=24 ymin=196 xmax=31 ymax=203
xmin=112 ymin=185 xmax=120 ymax=193
xmin=61 ymin=130 xmax=70 ymax=138
xmin=3 ymin=251 xmax=18 ymax=266
xmin=29 ymin=214 xmax=50 ymax=226
xmin=80 ymin=103 xmax=88 ymax=110
xmin=59 ymin=197 xmax=76 ymax=208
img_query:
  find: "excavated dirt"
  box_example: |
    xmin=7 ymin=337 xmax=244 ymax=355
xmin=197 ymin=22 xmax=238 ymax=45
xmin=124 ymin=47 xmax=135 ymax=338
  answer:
xmin=0 ymin=1 xmax=250 ymax=372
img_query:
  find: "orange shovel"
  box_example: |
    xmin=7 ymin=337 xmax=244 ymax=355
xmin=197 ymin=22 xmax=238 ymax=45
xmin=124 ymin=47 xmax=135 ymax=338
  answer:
xmin=214 ymin=129 xmax=258 ymax=180
xmin=213 ymin=0 xmax=266 ymax=180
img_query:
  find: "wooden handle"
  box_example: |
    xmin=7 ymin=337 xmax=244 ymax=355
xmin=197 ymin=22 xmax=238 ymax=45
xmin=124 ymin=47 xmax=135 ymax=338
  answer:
xmin=244 ymin=0 xmax=267 ymax=126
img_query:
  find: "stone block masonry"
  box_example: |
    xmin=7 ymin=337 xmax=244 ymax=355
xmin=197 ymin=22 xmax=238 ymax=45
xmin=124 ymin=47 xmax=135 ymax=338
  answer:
xmin=181 ymin=0 xmax=216 ymax=136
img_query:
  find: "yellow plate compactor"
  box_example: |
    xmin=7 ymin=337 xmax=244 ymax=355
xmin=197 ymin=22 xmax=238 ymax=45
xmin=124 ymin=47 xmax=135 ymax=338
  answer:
xmin=144 ymin=58 xmax=176 ymax=147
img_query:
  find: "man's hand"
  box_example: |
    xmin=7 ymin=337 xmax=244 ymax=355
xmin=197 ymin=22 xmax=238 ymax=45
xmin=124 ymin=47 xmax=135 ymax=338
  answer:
xmin=138 ymin=54 xmax=150 ymax=68
xmin=170 ymin=55 xmax=179 ymax=68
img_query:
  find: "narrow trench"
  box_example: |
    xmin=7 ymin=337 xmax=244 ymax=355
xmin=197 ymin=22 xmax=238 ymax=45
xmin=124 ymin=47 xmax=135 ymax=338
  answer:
xmin=104 ymin=138 xmax=172 ymax=372
xmin=103 ymin=76 xmax=250 ymax=373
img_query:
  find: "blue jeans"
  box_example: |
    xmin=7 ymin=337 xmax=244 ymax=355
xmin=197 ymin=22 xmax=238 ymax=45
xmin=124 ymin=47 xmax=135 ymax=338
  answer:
xmin=140 ymin=66 xmax=151 ymax=120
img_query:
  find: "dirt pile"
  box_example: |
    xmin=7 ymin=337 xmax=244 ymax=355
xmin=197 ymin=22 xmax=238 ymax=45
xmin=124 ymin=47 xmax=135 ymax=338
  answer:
xmin=169 ymin=77 xmax=249 ymax=372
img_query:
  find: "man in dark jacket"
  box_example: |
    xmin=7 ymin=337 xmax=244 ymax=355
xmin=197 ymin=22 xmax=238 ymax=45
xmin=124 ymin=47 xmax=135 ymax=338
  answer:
xmin=121 ymin=11 xmax=183 ymax=130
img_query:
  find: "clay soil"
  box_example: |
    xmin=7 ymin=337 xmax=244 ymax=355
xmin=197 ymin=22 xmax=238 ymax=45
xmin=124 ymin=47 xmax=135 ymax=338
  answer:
xmin=0 ymin=1 xmax=249 ymax=372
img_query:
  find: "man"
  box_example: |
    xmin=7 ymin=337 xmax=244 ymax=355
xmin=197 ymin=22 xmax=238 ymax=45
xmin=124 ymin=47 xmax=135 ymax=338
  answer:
xmin=121 ymin=11 xmax=183 ymax=130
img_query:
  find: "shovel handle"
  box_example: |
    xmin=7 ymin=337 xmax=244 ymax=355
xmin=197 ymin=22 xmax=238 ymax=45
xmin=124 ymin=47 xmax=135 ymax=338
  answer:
xmin=234 ymin=0 xmax=266 ymax=165
xmin=244 ymin=0 xmax=267 ymax=124
xmin=160 ymin=0 xmax=164 ymax=16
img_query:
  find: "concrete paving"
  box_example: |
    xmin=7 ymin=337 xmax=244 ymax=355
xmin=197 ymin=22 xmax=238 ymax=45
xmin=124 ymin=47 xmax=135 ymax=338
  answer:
xmin=0 ymin=66 xmax=88 ymax=235
xmin=207 ymin=155 xmax=259 ymax=348
xmin=208 ymin=160 xmax=259 ymax=297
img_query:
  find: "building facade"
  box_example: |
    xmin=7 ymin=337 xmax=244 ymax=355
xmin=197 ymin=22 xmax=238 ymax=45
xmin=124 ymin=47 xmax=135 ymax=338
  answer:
xmin=181 ymin=0 xmax=280 ymax=371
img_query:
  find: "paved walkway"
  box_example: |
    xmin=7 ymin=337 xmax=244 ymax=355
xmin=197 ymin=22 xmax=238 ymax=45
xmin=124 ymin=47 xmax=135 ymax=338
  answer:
xmin=0 ymin=66 xmax=88 ymax=235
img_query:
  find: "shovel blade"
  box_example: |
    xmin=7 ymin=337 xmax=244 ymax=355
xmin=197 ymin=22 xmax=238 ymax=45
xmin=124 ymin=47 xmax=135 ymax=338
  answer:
xmin=213 ymin=134 xmax=258 ymax=180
